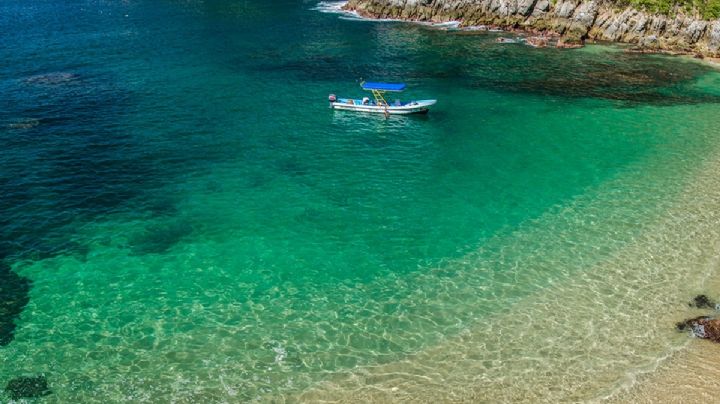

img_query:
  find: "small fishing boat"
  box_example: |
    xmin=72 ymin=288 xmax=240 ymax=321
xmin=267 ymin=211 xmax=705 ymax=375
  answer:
xmin=329 ymin=82 xmax=437 ymax=115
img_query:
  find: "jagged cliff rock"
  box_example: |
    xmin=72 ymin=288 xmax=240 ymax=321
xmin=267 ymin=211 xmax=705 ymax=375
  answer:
xmin=344 ymin=0 xmax=720 ymax=56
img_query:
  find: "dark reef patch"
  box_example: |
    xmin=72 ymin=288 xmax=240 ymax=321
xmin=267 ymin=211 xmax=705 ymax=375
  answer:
xmin=471 ymin=52 xmax=720 ymax=106
xmin=242 ymin=22 xmax=720 ymax=107
xmin=129 ymin=221 xmax=194 ymax=255
xmin=0 ymin=259 xmax=31 ymax=346
xmin=0 ymin=67 xmax=188 ymax=262
xmin=689 ymin=294 xmax=717 ymax=309
xmin=1 ymin=70 xmax=146 ymax=260
xmin=4 ymin=375 xmax=51 ymax=400
xmin=278 ymin=158 xmax=308 ymax=177
xmin=0 ymin=69 xmax=182 ymax=347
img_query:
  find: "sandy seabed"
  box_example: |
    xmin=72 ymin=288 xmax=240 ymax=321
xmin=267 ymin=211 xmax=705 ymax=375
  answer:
xmin=287 ymin=139 xmax=720 ymax=403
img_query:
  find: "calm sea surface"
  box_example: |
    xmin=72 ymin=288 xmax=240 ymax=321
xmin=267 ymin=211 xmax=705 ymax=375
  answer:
xmin=2 ymin=1 xmax=720 ymax=401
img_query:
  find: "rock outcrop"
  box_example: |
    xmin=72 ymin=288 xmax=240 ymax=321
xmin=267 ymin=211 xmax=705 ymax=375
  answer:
xmin=4 ymin=375 xmax=51 ymax=400
xmin=689 ymin=294 xmax=717 ymax=310
xmin=344 ymin=0 xmax=720 ymax=56
xmin=677 ymin=295 xmax=720 ymax=343
xmin=0 ymin=261 xmax=31 ymax=346
xmin=677 ymin=316 xmax=720 ymax=342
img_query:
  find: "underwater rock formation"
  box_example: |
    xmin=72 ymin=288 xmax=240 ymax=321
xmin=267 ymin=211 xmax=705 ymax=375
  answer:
xmin=0 ymin=261 xmax=31 ymax=346
xmin=344 ymin=0 xmax=720 ymax=56
xmin=24 ymin=72 xmax=79 ymax=86
xmin=6 ymin=118 xmax=40 ymax=130
xmin=689 ymin=294 xmax=717 ymax=309
xmin=677 ymin=316 xmax=720 ymax=342
xmin=4 ymin=375 xmax=51 ymax=400
xmin=677 ymin=295 xmax=720 ymax=342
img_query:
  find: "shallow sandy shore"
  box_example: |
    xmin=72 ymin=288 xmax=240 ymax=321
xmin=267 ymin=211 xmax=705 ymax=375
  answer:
xmin=702 ymin=56 xmax=720 ymax=69
xmin=601 ymin=273 xmax=720 ymax=403
xmin=602 ymin=341 xmax=720 ymax=403
xmin=288 ymin=127 xmax=720 ymax=403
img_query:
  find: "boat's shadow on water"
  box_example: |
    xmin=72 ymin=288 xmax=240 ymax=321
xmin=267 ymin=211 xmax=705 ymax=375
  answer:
xmin=328 ymin=110 xmax=440 ymax=138
xmin=330 ymin=110 xmax=432 ymax=125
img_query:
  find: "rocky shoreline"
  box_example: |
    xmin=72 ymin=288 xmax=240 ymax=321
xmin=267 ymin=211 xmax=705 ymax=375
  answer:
xmin=343 ymin=0 xmax=720 ymax=57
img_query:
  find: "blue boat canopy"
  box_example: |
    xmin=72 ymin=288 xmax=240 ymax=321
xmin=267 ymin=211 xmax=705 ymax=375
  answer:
xmin=361 ymin=82 xmax=406 ymax=92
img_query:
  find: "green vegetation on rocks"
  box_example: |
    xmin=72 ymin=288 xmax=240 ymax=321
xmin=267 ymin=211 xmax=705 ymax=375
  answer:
xmin=624 ymin=0 xmax=720 ymax=19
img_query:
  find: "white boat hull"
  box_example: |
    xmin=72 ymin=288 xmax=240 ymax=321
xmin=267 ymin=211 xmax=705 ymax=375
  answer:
xmin=331 ymin=99 xmax=437 ymax=115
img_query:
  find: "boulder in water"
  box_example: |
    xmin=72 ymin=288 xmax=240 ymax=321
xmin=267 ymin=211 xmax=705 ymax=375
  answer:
xmin=526 ymin=36 xmax=550 ymax=48
xmin=4 ymin=375 xmax=51 ymax=400
xmin=556 ymin=38 xmax=584 ymax=49
xmin=6 ymin=118 xmax=40 ymax=130
xmin=689 ymin=294 xmax=717 ymax=309
xmin=677 ymin=316 xmax=720 ymax=342
xmin=0 ymin=262 xmax=31 ymax=346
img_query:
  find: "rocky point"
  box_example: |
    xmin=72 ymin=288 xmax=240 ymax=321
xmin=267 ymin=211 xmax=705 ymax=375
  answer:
xmin=344 ymin=0 xmax=720 ymax=56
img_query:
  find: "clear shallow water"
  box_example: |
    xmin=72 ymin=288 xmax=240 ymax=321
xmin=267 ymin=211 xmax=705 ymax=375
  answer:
xmin=2 ymin=0 xmax=720 ymax=401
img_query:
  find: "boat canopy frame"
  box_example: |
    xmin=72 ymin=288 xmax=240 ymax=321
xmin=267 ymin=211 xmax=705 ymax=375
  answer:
xmin=360 ymin=81 xmax=406 ymax=111
xmin=361 ymin=82 xmax=406 ymax=92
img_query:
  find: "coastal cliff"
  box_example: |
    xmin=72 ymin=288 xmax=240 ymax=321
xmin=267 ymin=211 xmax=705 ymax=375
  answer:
xmin=344 ymin=0 xmax=720 ymax=56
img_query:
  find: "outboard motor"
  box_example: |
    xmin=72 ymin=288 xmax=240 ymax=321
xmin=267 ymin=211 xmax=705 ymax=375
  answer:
xmin=328 ymin=94 xmax=337 ymax=103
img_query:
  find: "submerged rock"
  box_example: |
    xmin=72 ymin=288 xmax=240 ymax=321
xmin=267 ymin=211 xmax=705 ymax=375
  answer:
xmin=677 ymin=316 xmax=720 ymax=342
xmin=526 ymin=36 xmax=550 ymax=48
xmin=0 ymin=261 xmax=31 ymax=346
xmin=689 ymin=294 xmax=717 ymax=309
xmin=129 ymin=221 xmax=194 ymax=255
xmin=24 ymin=72 xmax=79 ymax=86
xmin=677 ymin=295 xmax=720 ymax=343
xmin=6 ymin=118 xmax=40 ymax=130
xmin=4 ymin=375 xmax=51 ymax=400
xmin=557 ymin=38 xmax=585 ymax=49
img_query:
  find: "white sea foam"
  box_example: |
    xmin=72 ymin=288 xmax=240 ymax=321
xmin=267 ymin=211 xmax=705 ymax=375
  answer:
xmin=273 ymin=346 xmax=287 ymax=364
xmin=312 ymin=1 xmax=351 ymax=15
xmin=422 ymin=20 xmax=461 ymax=30
xmin=312 ymin=1 xmax=464 ymax=28
xmin=312 ymin=1 xmax=386 ymax=22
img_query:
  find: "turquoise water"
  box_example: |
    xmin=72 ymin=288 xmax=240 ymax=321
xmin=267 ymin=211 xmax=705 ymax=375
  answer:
xmin=2 ymin=0 xmax=720 ymax=401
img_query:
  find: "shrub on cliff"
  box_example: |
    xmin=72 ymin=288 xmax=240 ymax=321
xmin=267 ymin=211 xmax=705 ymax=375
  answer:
xmin=705 ymin=0 xmax=720 ymax=19
xmin=626 ymin=0 xmax=720 ymax=19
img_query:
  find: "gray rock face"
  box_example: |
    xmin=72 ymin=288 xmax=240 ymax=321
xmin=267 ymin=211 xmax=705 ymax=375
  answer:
xmin=685 ymin=21 xmax=707 ymax=43
xmin=556 ymin=1 xmax=577 ymax=19
xmin=710 ymin=22 xmax=720 ymax=52
xmin=534 ymin=0 xmax=549 ymax=14
xmin=344 ymin=0 xmax=720 ymax=56
xmin=517 ymin=0 xmax=535 ymax=16
xmin=572 ymin=1 xmax=598 ymax=28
